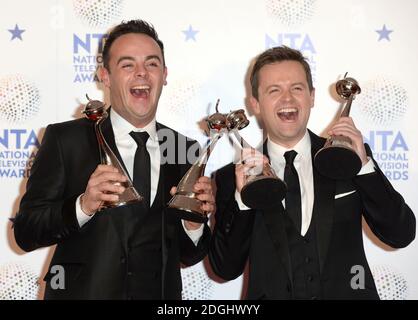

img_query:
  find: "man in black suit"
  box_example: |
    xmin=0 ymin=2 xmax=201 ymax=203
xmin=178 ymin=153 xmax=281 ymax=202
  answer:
xmin=209 ymin=46 xmax=415 ymax=299
xmin=13 ymin=20 xmax=214 ymax=299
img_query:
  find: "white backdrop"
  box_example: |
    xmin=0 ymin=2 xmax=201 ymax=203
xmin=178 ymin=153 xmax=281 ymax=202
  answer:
xmin=1 ymin=0 xmax=417 ymax=300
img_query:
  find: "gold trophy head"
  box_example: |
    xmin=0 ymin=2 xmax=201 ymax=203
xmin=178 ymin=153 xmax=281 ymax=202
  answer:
xmin=336 ymin=75 xmax=361 ymax=100
xmin=227 ymin=109 xmax=250 ymax=130
xmin=82 ymin=94 xmax=107 ymax=121
xmin=206 ymin=99 xmax=228 ymax=132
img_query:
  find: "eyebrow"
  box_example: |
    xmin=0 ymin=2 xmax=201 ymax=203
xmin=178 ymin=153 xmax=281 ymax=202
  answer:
xmin=116 ymin=55 xmax=162 ymax=65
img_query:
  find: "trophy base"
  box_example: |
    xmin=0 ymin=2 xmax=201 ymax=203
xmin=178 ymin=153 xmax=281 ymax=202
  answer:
xmin=314 ymin=146 xmax=362 ymax=180
xmin=100 ymin=186 xmax=143 ymax=209
xmin=168 ymin=194 xmax=208 ymax=223
xmin=241 ymin=177 xmax=287 ymax=210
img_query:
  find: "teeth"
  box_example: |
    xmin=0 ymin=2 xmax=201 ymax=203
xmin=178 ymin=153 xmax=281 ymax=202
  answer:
xmin=278 ymin=108 xmax=297 ymax=113
xmin=131 ymin=85 xmax=150 ymax=90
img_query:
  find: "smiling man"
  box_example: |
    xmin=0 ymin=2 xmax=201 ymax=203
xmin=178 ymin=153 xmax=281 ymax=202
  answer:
xmin=209 ymin=46 xmax=415 ymax=300
xmin=13 ymin=20 xmax=213 ymax=300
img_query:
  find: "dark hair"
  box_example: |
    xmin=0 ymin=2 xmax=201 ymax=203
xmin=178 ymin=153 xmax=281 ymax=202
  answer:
xmin=250 ymin=46 xmax=314 ymax=99
xmin=102 ymin=19 xmax=165 ymax=70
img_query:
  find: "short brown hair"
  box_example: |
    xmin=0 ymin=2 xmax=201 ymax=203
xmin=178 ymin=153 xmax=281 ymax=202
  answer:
xmin=250 ymin=46 xmax=314 ymax=99
xmin=102 ymin=19 xmax=165 ymax=71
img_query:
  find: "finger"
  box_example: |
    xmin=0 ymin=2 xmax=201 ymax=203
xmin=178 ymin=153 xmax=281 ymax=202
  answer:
xmin=193 ymin=181 xmax=212 ymax=193
xmin=89 ymin=172 xmax=128 ymax=188
xmin=91 ymin=164 xmax=119 ymax=177
xmin=197 ymin=176 xmax=211 ymax=184
xmin=201 ymin=202 xmax=215 ymax=214
xmin=97 ymin=193 xmax=120 ymax=202
xmin=97 ymin=182 xmax=126 ymax=194
xmin=330 ymin=127 xmax=361 ymax=140
xmin=241 ymin=148 xmax=262 ymax=160
xmin=196 ymin=192 xmax=214 ymax=203
xmin=170 ymin=186 xmax=177 ymax=196
xmin=337 ymin=116 xmax=355 ymax=125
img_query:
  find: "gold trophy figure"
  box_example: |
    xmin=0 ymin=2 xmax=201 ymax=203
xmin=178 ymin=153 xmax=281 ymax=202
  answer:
xmin=83 ymin=95 xmax=142 ymax=208
xmin=314 ymin=73 xmax=362 ymax=180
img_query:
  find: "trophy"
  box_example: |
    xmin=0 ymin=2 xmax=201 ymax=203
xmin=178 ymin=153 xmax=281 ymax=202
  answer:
xmin=314 ymin=73 xmax=362 ymax=180
xmin=226 ymin=109 xmax=287 ymax=209
xmin=168 ymin=99 xmax=228 ymax=223
xmin=83 ymin=95 xmax=142 ymax=208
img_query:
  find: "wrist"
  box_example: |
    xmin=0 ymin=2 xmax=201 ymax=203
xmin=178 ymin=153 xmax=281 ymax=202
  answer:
xmin=184 ymin=220 xmax=202 ymax=230
xmin=80 ymin=193 xmax=95 ymax=216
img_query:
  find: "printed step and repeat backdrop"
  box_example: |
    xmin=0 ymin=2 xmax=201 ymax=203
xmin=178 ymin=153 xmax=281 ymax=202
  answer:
xmin=1 ymin=0 xmax=417 ymax=299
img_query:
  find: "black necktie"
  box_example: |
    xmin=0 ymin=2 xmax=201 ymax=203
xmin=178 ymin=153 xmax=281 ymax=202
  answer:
xmin=284 ymin=150 xmax=302 ymax=232
xmin=129 ymin=131 xmax=151 ymax=209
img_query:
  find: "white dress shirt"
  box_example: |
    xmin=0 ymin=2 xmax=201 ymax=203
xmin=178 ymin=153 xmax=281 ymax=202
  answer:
xmin=235 ymin=130 xmax=375 ymax=236
xmin=76 ymin=108 xmax=203 ymax=244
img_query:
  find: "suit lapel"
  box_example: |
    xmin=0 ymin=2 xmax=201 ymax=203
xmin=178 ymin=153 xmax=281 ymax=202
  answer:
xmin=100 ymin=112 xmax=130 ymax=176
xmin=260 ymin=140 xmax=293 ymax=281
xmin=309 ymin=130 xmax=335 ymax=273
xmin=156 ymin=123 xmax=181 ymax=286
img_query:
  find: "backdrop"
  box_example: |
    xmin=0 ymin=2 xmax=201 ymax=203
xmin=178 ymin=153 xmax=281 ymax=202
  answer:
xmin=1 ymin=0 xmax=417 ymax=300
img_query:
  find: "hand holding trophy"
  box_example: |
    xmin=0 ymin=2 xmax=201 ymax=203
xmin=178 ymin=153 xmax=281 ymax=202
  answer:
xmin=83 ymin=95 xmax=142 ymax=209
xmin=314 ymin=73 xmax=362 ymax=180
xmin=168 ymin=99 xmax=227 ymax=223
xmin=226 ymin=109 xmax=286 ymax=209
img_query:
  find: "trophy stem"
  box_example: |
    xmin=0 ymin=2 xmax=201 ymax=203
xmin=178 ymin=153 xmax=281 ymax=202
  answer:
xmin=168 ymin=131 xmax=223 ymax=223
xmin=341 ymin=95 xmax=354 ymax=118
xmin=95 ymin=117 xmax=108 ymax=164
xmin=230 ymin=129 xmax=252 ymax=149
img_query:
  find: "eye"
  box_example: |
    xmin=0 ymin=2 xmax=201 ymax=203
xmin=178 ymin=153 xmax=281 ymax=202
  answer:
xmin=147 ymin=61 xmax=159 ymax=68
xmin=122 ymin=63 xmax=134 ymax=69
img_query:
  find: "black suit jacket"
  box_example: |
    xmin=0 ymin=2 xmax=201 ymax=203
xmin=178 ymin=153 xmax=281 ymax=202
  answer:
xmin=209 ymin=130 xmax=415 ymax=299
xmin=13 ymin=115 xmax=210 ymax=299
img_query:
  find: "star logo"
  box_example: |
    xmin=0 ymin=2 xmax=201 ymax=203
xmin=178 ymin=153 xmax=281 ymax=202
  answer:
xmin=376 ymin=24 xmax=393 ymax=41
xmin=182 ymin=25 xmax=199 ymax=42
xmin=8 ymin=24 xmax=25 ymax=41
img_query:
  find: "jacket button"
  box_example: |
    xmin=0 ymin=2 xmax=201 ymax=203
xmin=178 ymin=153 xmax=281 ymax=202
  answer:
xmin=307 ymin=275 xmax=314 ymax=282
xmin=127 ymin=271 xmax=133 ymax=276
xmin=120 ymin=257 xmax=126 ymax=264
xmin=305 ymin=257 xmax=311 ymax=263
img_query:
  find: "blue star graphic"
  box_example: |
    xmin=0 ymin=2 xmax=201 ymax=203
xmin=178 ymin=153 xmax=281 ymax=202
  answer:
xmin=376 ymin=24 xmax=393 ymax=41
xmin=182 ymin=25 xmax=199 ymax=41
xmin=8 ymin=24 xmax=25 ymax=41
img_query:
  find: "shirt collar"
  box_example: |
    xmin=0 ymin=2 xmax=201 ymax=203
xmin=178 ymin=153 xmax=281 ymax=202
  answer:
xmin=110 ymin=108 xmax=158 ymax=142
xmin=267 ymin=130 xmax=311 ymax=164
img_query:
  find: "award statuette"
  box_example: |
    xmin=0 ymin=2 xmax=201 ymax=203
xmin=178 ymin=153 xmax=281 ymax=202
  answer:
xmin=168 ymin=99 xmax=227 ymax=223
xmin=83 ymin=94 xmax=142 ymax=208
xmin=227 ymin=109 xmax=287 ymax=209
xmin=314 ymin=73 xmax=362 ymax=180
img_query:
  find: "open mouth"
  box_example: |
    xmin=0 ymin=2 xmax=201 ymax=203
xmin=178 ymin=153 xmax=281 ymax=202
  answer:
xmin=130 ymin=85 xmax=150 ymax=99
xmin=277 ymin=108 xmax=298 ymax=121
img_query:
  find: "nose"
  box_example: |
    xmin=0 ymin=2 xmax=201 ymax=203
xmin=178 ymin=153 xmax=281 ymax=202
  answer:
xmin=280 ymin=89 xmax=293 ymax=102
xmin=135 ymin=65 xmax=147 ymax=78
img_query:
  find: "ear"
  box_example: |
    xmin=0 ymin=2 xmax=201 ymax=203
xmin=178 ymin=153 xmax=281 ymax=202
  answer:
xmin=100 ymin=66 xmax=110 ymax=88
xmin=163 ymin=66 xmax=168 ymax=86
xmin=310 ymin=88 xmax=315 ymax=109
xmin=250 ymin=96 xmax=261 ymax=115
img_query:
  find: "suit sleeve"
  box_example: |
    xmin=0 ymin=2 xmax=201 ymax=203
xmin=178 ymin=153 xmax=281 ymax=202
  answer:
xmin=208 ymin=165 xmax=256 ymax=281
xmin=179 ymin=223 xmax=211 ymax=266
xmin=13 ymin=124 xmax=80 ymax=252
xmin=354 ymin=144 xmax=415 ymax=248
